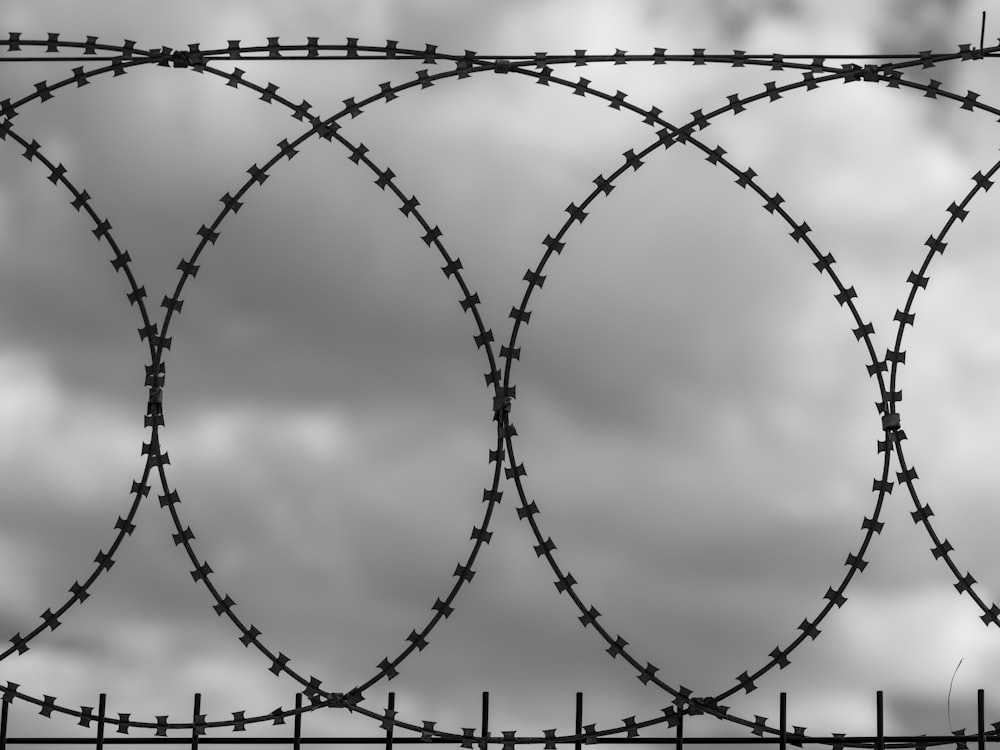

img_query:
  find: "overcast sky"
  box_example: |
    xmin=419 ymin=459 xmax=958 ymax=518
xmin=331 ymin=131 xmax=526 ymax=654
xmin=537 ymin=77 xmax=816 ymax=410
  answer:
xmin=2 ymin=0 xmax=1000 ymax=745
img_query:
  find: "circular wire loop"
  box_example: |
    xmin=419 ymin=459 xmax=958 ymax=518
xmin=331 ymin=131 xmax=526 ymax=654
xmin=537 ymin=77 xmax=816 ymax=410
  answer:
xmin=1 ymin=34 xmax=1000 ymax=746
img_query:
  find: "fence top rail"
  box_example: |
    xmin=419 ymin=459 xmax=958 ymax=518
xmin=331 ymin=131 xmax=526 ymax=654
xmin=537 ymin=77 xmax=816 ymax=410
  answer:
xmin=1 ymin=33 xmax=1000 ymax=66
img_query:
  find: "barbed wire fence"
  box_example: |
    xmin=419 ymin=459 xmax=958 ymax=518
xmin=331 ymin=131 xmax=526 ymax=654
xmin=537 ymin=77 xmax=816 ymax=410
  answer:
xmin=2 ymin=28 xmax=1000 ymax=748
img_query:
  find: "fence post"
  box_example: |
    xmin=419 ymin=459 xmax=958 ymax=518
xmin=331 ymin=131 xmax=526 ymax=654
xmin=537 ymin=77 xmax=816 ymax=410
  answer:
xmin=385 ymin=693 xmax=395 ymax=750
xmin=978 ymin=689 xmax=985 ymax=750
xmin=675 ymin=708 xmax=683 ymax=750
xmin=574 ymin=693 xmax=582 ymax=750
xmin=0 ymin=692 xmax=8 ymax=750
xmin=293 ymin=693 xmax=303 ymax=750
xmin=95 ymin=694 xmax=106 ymax=750
xmin=875 ymin=691 xmax=883 ymax=750
xmin=191 ymin=693 xmax=201 ymax=750
xmin=480 ymin=692 xmax=489 ymax=750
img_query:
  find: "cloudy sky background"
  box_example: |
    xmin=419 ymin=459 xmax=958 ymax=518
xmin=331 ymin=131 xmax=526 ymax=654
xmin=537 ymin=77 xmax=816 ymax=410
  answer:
xmin=2 ymin=0 xmax=1000 ymax=744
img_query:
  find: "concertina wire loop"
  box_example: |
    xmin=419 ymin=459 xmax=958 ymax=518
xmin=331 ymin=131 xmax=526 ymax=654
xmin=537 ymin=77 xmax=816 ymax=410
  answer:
xmin=0 ymin=30 xmax=984 ymax=748
xmin=0 ymin=33 xmax=984 ymax=748
xmin=0 ymin=33 xmax=999 ymax=746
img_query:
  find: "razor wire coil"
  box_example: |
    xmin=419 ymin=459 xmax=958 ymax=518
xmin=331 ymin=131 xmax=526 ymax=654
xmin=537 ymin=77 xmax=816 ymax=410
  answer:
xmin=1 ymin=33 xmax=1000 ymax=747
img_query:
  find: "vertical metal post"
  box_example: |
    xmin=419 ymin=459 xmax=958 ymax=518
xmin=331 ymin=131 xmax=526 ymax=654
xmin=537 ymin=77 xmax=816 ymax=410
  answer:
xmin=480 ymin=692 xmax=489 ymax=750
xmin=385 ymin=693 xmax=395 ymax=750
xmin=95 ymin=694 xmax=106 ymax=750
xmin=574 ymin=693 xmax=582 ymax=750
xmin=293 ymin=693 xmax=303 ymax=750
xmin=0 ymin=693 xmax=8 ymax=750
xmin=875 ymin=691 xmax=884 ymax=750
xmin=676 ymin=709 xmax=684 ymax=750
xmin=978 ymin=689 xmax=986 ymax=750
xmin=191 ymin=693 xmax=201 ymax=750
xmin=779 ymin=693 xmax=787 ymax=750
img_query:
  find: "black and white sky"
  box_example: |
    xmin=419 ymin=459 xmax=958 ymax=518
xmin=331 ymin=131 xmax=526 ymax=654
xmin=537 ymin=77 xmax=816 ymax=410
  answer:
xmin=2 ymin=0 xmax=1000 ymax=744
